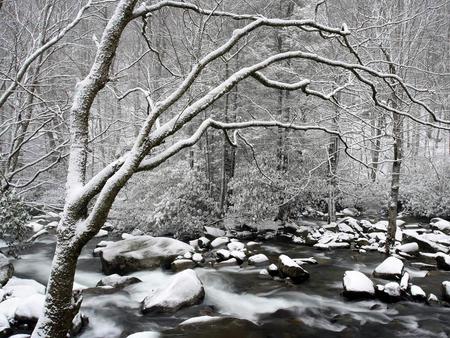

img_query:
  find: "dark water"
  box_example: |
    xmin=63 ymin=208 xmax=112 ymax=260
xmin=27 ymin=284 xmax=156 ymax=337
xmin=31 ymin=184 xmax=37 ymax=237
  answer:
xmin=11 ymin=230 xmax=450 ymax=338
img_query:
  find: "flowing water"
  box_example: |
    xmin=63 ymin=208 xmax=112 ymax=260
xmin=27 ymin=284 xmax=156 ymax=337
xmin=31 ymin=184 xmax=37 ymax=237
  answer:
xmin=11 ymin=230 xmax=450 ymax=338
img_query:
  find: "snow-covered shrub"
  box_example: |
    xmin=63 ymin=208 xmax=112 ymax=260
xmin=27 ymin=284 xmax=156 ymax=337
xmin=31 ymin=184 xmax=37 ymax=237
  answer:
xmin=0 ymin=190 xmax=30 ymax=250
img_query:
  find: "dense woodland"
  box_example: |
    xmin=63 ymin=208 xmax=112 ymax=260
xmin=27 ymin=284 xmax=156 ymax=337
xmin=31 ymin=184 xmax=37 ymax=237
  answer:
xmin=0 ymin=0 xmax=450 ymax=337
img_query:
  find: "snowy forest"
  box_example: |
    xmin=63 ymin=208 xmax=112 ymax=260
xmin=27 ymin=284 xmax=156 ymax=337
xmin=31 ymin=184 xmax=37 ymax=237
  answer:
xmin=0 ymin=0 xmax=450 ymax=337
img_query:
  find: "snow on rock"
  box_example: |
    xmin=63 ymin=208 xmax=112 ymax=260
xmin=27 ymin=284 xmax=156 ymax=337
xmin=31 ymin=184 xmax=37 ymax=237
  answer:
xmin=227 ymin=241 xmax=245 ymax=252
xmin=436 ymin=253 xmax=450 ymax=270
xmin=403 ymin=230 xmax=449 ymax=253
xmin=268 ymin=263 xmax=279 ymax=277
xmin=216 ymin=249 xmax=231 ymax=261
xmin=14 ymin=293 xmax=45 ymax=322
xmin=400 ymin=272 xmax=410 ymax=290
xmin=277 ymin=254 xmax=309 ymax=283
xmin=0 ymin=298 xmax=22 ymax=320
xmin=96 ymin=274 xmax=141 ymax=288
xmin=342 ymin=271 xmax=375 ymax=299
xmin=192 ymin=253 xmax=204 ymax=263
xmin=248 ymin=254 xmax=269 ymax=266
xmin=373 ymin=256 xmax=404 ymax=280
xmin=396 ymin=242 xmax=419 ymax=254
xmin=3 ymin=277 xmax=45 ymax=297
xmin=376 ymin=282 xmax=401 ymax=302
xmin=259 ymin=269 xmax=271 ymax=279
xmin=171 ymin=259 xmax=196 ymax=272
xmin=428 ymin=293 xmax=439 ymax=303
xmin=0 ymin=253 xmax=14 ymax=286
xmin=204 ymin=226 xmax=226 ymax=238
xmin=442 ymin=281 xmax=450 ymax=302
xmin=292 ymin=257 xmax=318 ymax=265
xmin=127 ymin=332 xmax=160 ymax=338
xmin=25 ymin=221 xmax=45 ymax=233
xmin=215 ymin=258 xmax=238 ymax=267
xmin=210 ymin=237 xmax=230 ymax=248
xmin=141 ymin=269 xmax=204 ymax=314
xmin=341 ymin=208 xmax=358 ymax=217
xmin=337 ymin=222 xmax=354 ymax=234
xmin=95 ymin=229 xmax=108 ymax=238
xmin=100 ymin=236 xmax=193 ymax=274
xmin=0 ymin=312 xmax=10 ymax=335
xmin=430 ymin=218 xmax=450 ymax=234
xmin=197 ymin=237 xmax=210 ymax=248
xmin=410 ymin=285 xmax=426 ymax=301
xmin=230 ymin=250 xmax=246 ymax=264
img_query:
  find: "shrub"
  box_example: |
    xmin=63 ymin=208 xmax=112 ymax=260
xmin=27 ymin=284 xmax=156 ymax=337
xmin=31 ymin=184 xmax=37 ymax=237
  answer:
xmin=0 ymin=190 xmax=30 ymax=252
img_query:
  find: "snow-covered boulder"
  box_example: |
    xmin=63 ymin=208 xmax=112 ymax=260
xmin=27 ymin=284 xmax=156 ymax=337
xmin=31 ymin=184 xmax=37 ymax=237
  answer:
xmin=342 ymin=271 xmax=375 ymax=299
xmin=210 ymin=237 xmax=229 ymax=248
xmin=376 ymin=282 xmax=401 ymax=302
xmin=403 ymin=230 xmax=449 ymax=253
xmin=268 ymin=264 xmax=279 ymax=277
xmin=248 ymin=254 xmax=269 ymax=266
xmin=216 ymin=249 xmax=231 ymax=261
xmin=230 ymin=250 xmax=246 ymax=264
xmin=141 ymin=269 xmax=204 ymax=314
xmin=277 ymin=255 xmax=309 ymax=283
xmin=14 ymin=294 xmax=45 ymax=322
xmin=171 ymin=259 xmax=196 ymax=272
xmin=430 ymin=218 xmax=450 ymax=234
xmin=410 ymin=285 xmax=426 ymax=301
xmin=436 ymin=253 xmax=450 ymax=270
xmin=442 ymin=281 xmax=450 ymax=302
xmin=227 ymin=241 xmax=245 ymax=252
xmin=373 ymin=256 xmax=404 ymax=280
xmin=96 ymin=274 xmax=141 ymax=288
xmin=197 ymin=237 xmax=210 ymax=249
xmin=3 ymin=277 xmax=45 ymax=298
xmin=0 ymin=253 xmax=13 ymax=286
xmin=192 ymin=253 xmax=204 ymax=263
xmin=204 ymin=226 xmax=226 ymax=238
xmin=100 ymin=236 xmax=193 ymax=274
xmin=395 ymin=242 xmax=419 ymax=255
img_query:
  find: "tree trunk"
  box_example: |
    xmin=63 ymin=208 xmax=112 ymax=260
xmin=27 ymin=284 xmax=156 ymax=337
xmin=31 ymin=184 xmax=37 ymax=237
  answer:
xmin=385 ymin=101 xmax=403 ymax=254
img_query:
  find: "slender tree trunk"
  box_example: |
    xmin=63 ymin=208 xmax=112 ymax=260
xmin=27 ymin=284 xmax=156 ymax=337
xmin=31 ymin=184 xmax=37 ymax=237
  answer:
xmin=385 ymin=100 xmax=403 ymax=254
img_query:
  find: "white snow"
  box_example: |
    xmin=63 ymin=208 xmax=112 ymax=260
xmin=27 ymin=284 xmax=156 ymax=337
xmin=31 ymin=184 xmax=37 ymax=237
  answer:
xmin=179 ymin=315 xmax=222 ymax=326
xmin=248 ymin=254 xmax=269 ymax=265
xmin=141 ymin=269 xmax=203 ymax=312
xmin=95 ymin=229 xmax=108 ymax=238
xmin=227 ymin=241 xmax=245 ymax=251
xmin=430 ymin=218 xmax=450 ymax=232
xmin=0 ymin=312 xmax=9 ymax=333
xmin=230 ymin=250 xmax=246 ymax=262
xmin=396 ymin=242 xmax=419 ymax=253
xmin=14 ymin=293 xmax=45 ymax=321
xmin=279 ymin=254 xmax=299 ymax=268
xmin=210 ymin=237 xmax=230 ymax=248
xmin=410 ymin=285 xmax=426 ymax=298
xmin=127 ymin=332 xmax=160 ymax=338
xmin=400 ymin=271 xmax=410 ymax=290
xmin=443 ymin=281 xmax=450 ymax=299
xmin=373 ymin=256 xmax=404 ymax=279
xmin=343 ymin=271 xmax=375 ymax=295
xmin=383 ymin=282 xmax=401 ymax=297
xmin=216 ymin=249 xmax=231 ymax=260
xmin=192 ymin=253 xmax=203 ymax=263
xmin=3 ymin=277 xmax=45 ymax=297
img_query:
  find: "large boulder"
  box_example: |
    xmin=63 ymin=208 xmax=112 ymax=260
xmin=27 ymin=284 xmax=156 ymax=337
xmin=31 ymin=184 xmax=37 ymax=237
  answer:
xmin=248 ymin=254 xmax=269 ymax=266
xmin=373 ymin=256 xmax=404 ymax=280
xmin=0 ymin=254 xmax=14 ymax=286
xmin=277 ymin=255 xmax=309 ymax=283
xmin=430 ymin=218 xmax=450 ymax=234
xmin=14 ymin=293 xmax=45 ymax=323
xmin=343 ymin=271 xmax=375 ymax=299
xmin=100 ymin=236 xmax=193 ymax=274
xmin=141 ymin=269 xmax=204 ymax=314
xmin=171 ymin=259 xmax=196 ymax=272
